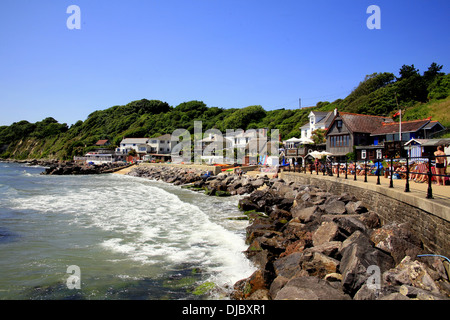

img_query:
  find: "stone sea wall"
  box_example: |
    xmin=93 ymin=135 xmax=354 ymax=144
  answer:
xmin=280 ymin=171 xmax=450 ymax=260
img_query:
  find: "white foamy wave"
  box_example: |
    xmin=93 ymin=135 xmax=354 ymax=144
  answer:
xmin=8 ymin=174 xmax=256 ymax=287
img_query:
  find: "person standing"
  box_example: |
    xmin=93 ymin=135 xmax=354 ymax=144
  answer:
xmin=434 ymin=145 xmax=447 ymax=186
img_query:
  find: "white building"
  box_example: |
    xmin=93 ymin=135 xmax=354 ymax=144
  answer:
xmin=148 ymin=134 xmax=174 ymax=154
xmin=300 ymin=111 xmax=334 ymax=139
xmin=116 ymin=138 xmax=151 ymax=156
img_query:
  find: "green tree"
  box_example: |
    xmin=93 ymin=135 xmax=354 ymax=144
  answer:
xmin=398 ymin=64 xmax=420 ymax=80
xmin=423 ymin=62 xmax=444 ymax=84
xmin=311 ymin=129 xmax=326 ymax=144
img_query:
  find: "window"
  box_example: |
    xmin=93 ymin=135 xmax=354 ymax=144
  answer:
xmin=336 ymin=120 xmax=342 ymax=128
xmin=361 ymin=150 xmax=367 ymax=159
xmin=376 ymin=149 xmax=382 ymax=159
xmin=330 ymin=135 xmax=350 ymax=147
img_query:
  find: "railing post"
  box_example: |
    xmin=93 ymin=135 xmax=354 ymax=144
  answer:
xmin=354 ymin=161 xmax=357 ymax=181
xmin=329 ymin=158 xmax=333 ymax=176
xmin=345 ymin=158 xmax=348 ymax=180
xmin=405 ymin=154 xmax=410 ymax=192
xmin=427 ymin=155 xmax=433 ymax=199
xmin=389 ymin=158 xmax=394 ymax=188
xmin=337 ymin=157 xmax=340 ymax=178
xmin=364 ymin=159 xmax=367 ymax=183
xmin=376 ymin=158 xmax=380 ymax=185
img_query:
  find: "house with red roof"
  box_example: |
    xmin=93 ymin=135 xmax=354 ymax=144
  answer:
xmin=325 ymin=110 xmax=445 ymax=160
xmin=95 ymin=139 xmax=110 ymax=146
xmin=325 ymin=111 xmax=393 ymax=159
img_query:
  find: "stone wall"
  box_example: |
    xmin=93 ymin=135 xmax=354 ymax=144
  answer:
xmin=280 ymin=172 xmax=450 ymax=258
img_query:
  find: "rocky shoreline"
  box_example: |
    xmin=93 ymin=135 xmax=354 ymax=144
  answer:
xmin=128 ymin=164 xmax=450 ymax=300
xmin=42 ymin=162 xmax=131 ymax=175
xmin=0 ymin=158 xmax=58 ymax=167
xmin=1 ymin=158 xmax=132 ymax=175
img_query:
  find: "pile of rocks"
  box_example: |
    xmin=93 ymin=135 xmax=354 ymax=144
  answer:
xmin=231 ymin=180 xmax=450 ymax=300
xmin=128 ymin=166 xmax=272 ymax=195
xmin=0 ymin=159 xmax=59 ymax=167
xmin=42 ymin=162 xmax=129 ymax=175
xmin=128 ymin=165 xmax=207 ymax=185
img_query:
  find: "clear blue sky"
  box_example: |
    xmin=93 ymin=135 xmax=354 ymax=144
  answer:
xmin=0 ymin=0 xmax=449 ymax=126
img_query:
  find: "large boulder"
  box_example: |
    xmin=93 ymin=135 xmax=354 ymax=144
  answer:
xmin=345 ymin=201 xmax=368 ymax=215
xmin=370 ymin=222 xmax=423 ymax=265
xmin=339 ymin=232 xmax=395 ymax=296
xmin=274 ymin=276 xmax=351 ymax=300
xmin=299 ymin=251 xmax=340 ymax=278
xmin=383 ymin=256 xmax=442 ymax=295
xmin=273 ymin=252 xmax=304 ymax=279
xmin=291 ymin=205 xmax=322 ymax=223
xmin=323 ymin=200 xmax=346 ymax=215
xmin=303 ymin=241 xmax=342 ymax=260
xmin=232 ymin=269 xmax=271 ymax=300
xmin=312 ymin=221 xmax=341 ymax=247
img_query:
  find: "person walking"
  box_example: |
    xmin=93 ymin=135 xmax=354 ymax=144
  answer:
xmin=434 ymin=145 xmax=447 ymax=186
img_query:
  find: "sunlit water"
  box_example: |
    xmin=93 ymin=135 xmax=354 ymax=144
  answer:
xmin=0 ymin=163 xmax=255 ymax=300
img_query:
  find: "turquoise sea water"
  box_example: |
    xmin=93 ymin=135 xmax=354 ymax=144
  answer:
xmin=0 ymin=163 xmax=255 ymax=300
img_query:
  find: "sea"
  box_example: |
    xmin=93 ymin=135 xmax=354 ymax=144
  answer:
xmin=0 ymin=162 xmax=256 ymax=300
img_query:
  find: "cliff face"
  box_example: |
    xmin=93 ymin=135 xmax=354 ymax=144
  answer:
xmin=3 ymin=137 xmax=61 ymax=160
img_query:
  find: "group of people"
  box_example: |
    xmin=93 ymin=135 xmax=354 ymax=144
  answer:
xmin=301 ymin=145 xmax=448 ymax=185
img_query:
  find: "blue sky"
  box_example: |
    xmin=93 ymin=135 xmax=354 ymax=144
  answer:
xmin=0 ymin=0 xmax=449 ymax=126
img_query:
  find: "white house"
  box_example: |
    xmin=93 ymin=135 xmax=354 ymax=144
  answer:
xmin=116 ymin=138 xmax=151 ymax=156
xmin=148 ymin=134 xmax=174 ymax=154
xmin=225 ymin=128 xmax=268 ymax=149
xmin=300 ymin=111 xmax=334 ymax=139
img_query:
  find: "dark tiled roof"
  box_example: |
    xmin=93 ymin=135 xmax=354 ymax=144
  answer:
xmin=370 ymin=119 xmax=430 ymax=135
xmin=340 ymin=113 xmax=394 ymax=133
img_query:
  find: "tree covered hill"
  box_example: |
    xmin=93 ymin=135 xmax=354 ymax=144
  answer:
xmin=1 ymin=63 xmax=449 ymax=160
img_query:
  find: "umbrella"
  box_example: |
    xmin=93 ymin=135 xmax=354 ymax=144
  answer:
xmin=285 ymin=137 xmax=302 ymax=142
xmin=309 ymin=151 xmax=325 ymax=159
xmin=299 ymin=137 xmax=314 ymax=144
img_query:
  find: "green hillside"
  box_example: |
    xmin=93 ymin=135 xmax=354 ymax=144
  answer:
xmin=1 ymin=63 xmax=449 ymax=160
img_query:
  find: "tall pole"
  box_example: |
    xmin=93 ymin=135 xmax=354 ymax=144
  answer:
xmin=395 ymin=93 xmax=401 ymax=142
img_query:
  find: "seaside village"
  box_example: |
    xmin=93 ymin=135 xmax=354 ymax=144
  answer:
xmin=74 ymin=109 xmax=449 ymax=185
xmin=64 ymin=109 xmax=450 ymax=300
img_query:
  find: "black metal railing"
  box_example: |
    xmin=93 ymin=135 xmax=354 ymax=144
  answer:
xmin=283 ymin=154 xmax=449 ymax=199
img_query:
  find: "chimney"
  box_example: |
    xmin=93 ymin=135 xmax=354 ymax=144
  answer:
xmin=334 ymin=108 xmax=338 ymax=116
